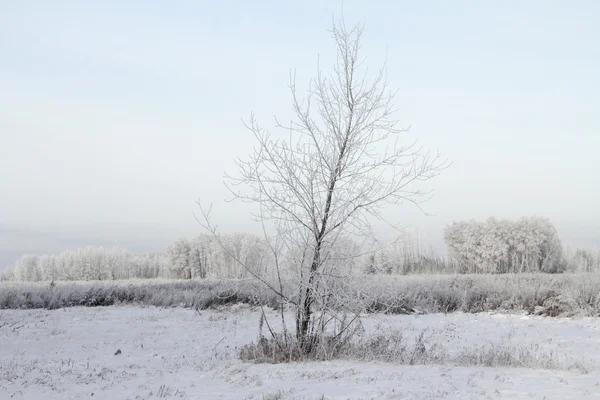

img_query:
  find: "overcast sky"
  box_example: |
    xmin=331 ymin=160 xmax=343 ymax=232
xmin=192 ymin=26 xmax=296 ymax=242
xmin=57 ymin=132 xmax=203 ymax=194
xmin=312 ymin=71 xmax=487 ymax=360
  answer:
xmin=1 ymin=1 xmax=599 ymax=267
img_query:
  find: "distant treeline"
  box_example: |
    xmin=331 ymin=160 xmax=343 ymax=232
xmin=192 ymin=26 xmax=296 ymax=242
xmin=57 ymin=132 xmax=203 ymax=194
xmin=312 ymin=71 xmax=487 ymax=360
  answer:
xmin=1 ymin=217 xmax=598 ymax=282
xmin=2 ymin=248 xmax=168 ymax=282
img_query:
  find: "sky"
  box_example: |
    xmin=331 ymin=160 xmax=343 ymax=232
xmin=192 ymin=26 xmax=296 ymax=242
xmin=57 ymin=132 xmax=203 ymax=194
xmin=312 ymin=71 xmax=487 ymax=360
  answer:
xmin=1 ymin=1 xmax=599 ymax=267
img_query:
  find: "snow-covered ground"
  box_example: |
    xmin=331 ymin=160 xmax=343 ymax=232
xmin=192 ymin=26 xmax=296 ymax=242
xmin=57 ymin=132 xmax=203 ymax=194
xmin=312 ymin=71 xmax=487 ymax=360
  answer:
xmin=2 ymin=305 xmax=600 ymax=399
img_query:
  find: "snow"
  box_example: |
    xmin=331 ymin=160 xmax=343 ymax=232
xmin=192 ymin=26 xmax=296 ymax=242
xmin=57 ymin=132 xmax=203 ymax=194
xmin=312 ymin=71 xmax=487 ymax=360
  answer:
xmin=2 ymin=306 xmax=600 ymax=399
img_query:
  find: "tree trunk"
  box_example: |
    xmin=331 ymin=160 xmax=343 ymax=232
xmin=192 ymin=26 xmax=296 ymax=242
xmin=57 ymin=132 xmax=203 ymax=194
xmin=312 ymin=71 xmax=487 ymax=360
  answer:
xmin=296 ymin=241 xmax=322 ymax=353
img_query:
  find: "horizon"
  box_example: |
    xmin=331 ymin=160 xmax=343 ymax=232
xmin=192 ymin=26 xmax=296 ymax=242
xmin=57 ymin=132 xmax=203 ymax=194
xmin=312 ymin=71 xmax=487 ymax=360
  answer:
xmin=1 ymin=219 xmax=598 ymax=269
xmin=1 ymin=1 xmax=599 ymax=268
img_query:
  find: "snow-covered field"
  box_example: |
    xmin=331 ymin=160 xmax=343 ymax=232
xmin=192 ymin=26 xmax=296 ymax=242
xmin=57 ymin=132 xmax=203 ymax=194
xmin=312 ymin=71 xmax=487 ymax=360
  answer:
xmin=2 ymin=305 xmax=600 ymax=399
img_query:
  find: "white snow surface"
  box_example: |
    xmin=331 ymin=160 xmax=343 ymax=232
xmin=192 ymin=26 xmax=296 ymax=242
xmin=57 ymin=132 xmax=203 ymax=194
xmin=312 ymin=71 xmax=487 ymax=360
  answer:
xmin=2 ymin=305 xmax=600 ymax=399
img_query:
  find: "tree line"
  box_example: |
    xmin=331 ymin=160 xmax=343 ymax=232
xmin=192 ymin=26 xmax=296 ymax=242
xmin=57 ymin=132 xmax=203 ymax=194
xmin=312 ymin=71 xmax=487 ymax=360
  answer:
xmin=1 ymin=217 xmax=597 ymax=282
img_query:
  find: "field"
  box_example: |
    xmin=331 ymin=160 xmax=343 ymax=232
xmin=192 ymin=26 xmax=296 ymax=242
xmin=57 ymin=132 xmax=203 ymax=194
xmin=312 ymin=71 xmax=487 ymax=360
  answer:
xmin=3 ymin=275 xmax=600 ymax=399
xmin=2 ymin=304 xmax=600 ymax=399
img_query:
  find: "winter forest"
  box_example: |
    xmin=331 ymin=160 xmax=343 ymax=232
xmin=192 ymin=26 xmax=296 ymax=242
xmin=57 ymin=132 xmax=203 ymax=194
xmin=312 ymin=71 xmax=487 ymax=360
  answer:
xmin=3 ymin=216 xmax=598 ymax=282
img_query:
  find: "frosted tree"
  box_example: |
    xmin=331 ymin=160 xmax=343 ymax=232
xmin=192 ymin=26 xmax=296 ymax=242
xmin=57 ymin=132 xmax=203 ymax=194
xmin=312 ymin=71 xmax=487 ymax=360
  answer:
xmin=167 ymin=238 xmax=191 ymax=279
xmin=105 ymin=248 xmax=126 ymax=279
xmin=187 ymin=244 xmax=204 ymax=279
xmin=187 ymin=233 xmax=271 ymax=278
xmin=9 ymin=246 xmax=169 ymax=282
xmin=37 ymin=254 xmax=51 ymax=281
xmin=0 ymin=267 xmax=14 ymax=281
xmin=200 ymin=15 xmax=447 ymax=355
xmin=61 ymin=250 xmax=77 ymax=280
xmin=13 ymin=255 xmax=40 ymax=281
xmin=514 ymin=217 xmax=563 ymax=272
xmin=445 ymin=216 xmax=564 ymax=273
xmin=234 ymin=233 xmax=272 ymax=278
xmin=78 ymin=247 xmax=105 ymax=281
xmin=567 ymin=248 xmax=599 ymax=273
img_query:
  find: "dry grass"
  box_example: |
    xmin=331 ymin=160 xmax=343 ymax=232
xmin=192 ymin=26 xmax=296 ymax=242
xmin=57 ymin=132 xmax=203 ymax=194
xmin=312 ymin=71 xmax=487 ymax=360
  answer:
xmin=2 ymin=274 xmax=600 ymax=317
xmin=239 ymin=328 xmax=591 ymax=372
xmin=0 ymin=279 xmax=280 ymax=310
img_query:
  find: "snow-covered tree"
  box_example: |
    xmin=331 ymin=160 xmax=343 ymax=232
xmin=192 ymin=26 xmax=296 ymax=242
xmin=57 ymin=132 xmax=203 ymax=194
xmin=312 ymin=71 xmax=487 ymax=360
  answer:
xmin=199 ymin=16 xmax=447 ymax=354
xmin=0 ymin=267 xmax=14 ymax=281
xmin=188 ymin=233 xmax=272 ymax=279
xmin=565 ymin=247 xmax=600 ymax=273
xmin=445 ymin=216 xmax=564 ymax=273
xmin=167 ymin=238 xmax=191 ymax=279
xmin=13 ymin=255 xmax=41 ymax=281
xmin=9 ymin=247 xmax=170 ymax=281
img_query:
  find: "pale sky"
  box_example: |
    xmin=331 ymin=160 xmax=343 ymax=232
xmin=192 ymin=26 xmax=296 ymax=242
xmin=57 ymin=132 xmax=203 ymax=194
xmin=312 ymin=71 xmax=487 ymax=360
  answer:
xmin=1 ymin=1 xmax=599 ymax=267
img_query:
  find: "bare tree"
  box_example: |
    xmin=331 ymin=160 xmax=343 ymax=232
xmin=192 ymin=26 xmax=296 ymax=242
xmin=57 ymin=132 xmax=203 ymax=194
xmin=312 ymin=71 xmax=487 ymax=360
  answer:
xmin=200 ymin=16 xmax=447 ymax=355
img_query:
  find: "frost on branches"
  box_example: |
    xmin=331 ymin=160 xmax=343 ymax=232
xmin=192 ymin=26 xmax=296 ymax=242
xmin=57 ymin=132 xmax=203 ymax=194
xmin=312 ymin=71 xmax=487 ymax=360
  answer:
xmin=7 ymin=247 xmax=168 ymax=282
xmin=5 ymin=233 xmax=274 ymax=282
xmin=444 ymin=216 xmax=564 ymax=273
xmin=167 ymin=233 xmax=272 ymax=280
